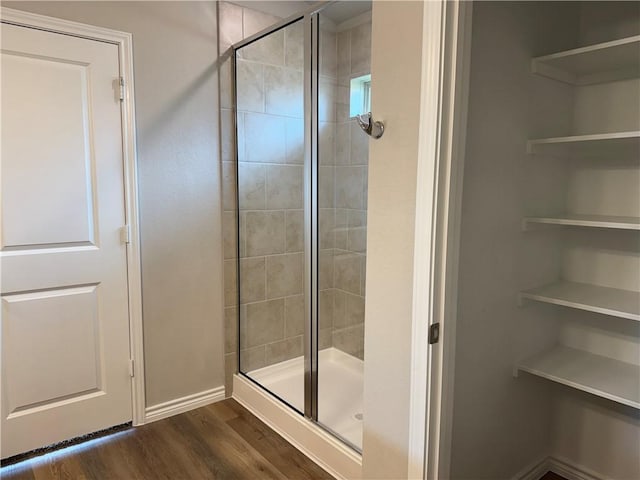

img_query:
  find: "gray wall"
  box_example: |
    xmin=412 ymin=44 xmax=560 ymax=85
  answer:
xmin=451 ymin=2 xmax=578 ymax=478
xmin=3 ymin=1 xmax=225 ymax=407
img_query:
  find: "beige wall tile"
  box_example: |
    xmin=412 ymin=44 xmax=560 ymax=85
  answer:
xmin=319 ymin=166 xmax=334 ymax=209
xmin=319 ymin=249 xmax=334 ymax=290
xmin=265 ymin=66 xmax=304 ymax=117
xmin=319 ymin=122 xmax=335 ymax=166
xmin=265 ymin=336 xmax=303 ymax=366
xmin=224 ymin=259 xmax=238 ymax=307
xmin=319 ymin=289 xmax=334 ymax=330
xmin=221 ymin=108 xmax=234 ymax=162
xmin=360 ymin=254 xmax=367 ymax=296
xmin=319 ymin=328 xmax=333 ymax=350
xmin=350 ymin=22 xmax=371 ymax=75
xmin=239 ymin=28 xmax=284 ymax=65
xmin=266 ymin=253 xmax=304 ymax=298
xmin=319 ymin=208 xmax=335 ymax=249
xmin=223 ymin=211 xmax=237 ymax=260
xmin=266 ymin=165 xmax=304 ymax=209
xmin=244 ymin=112 xmax=286 ymax=163
xmin=333 ymin=324 xmax=364 ymax=360
xmin=224 ymin=306 xmax=237 ymax=354
xmin=332 ymin=288 xmax=346 ymax=328
xmin=337 ymin=30 xmax=351 ymax=80
xmin=244 ymin=298 xmax=285 ymax=348
xmin=237 ymin=60 xmax=264 ymax=113
xmin=335 ymin=166 xmax=364 ymax=209
xmin=220 ymin=57 xmax=233 ymax=110
xmin=286 ymin=209 xmax=304 ymax=253
xmin=240 ymin=345 xmax=266 ymax=372
xmin=245 ymin=210 xmax=285 ymax=256
xmin=345 ymin=292 xmax=365 ymax=327
xmin=285 ymin=20 xmax=304 ymax=69
xmin=242 ymin=8 xmax=281 ymax=38
xmin=319 ymin=77 xmax=337 ymax=122
xmin=285 ymin=294 xmax=304 ymax=338
xmin=334 ymin=209 xmax=348 ymax=250
xmin=219 ymin=2 xmax=243 ymax=49
xmin=335 ymin=125 xmax=350 ymax=165
xmin=334 ymin=251 xmax=361 ymax=295
xmin=348 ymin=210 xmax=367 ymax=253
xmin=238 ymin=162 xmax=266 ymax=210
xmin=320 ymin=29 xmax=337 ymax=78
xmin=285 ymin=118 xmax=304 ymax=164
xmin=222 ymin=161 xmax=237 ymax=211
xmin=225 ymin=352 xmax=237 ymax=395
xmin=350 ymin=120 xmax=370 ymax=165
xmin=240 ymin=257 xmax=266 ymax=303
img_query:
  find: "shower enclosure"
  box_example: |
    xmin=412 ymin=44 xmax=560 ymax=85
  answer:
xmin=232 ymin=2 xmax=371 ymax=451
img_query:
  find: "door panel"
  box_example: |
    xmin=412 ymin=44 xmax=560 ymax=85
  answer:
xmin=2 ymin=286 xmax=102 ymax=415
xmin=1 ymin=22 xmax=131 ymax=458
xmin=1 ymin=53 xmax=96 ymax=248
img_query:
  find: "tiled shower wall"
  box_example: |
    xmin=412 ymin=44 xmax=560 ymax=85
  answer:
xmin=328 ymin=19 xmax=371 ymax=360
xmin=219 ymin=2 xmax=371 ymax=392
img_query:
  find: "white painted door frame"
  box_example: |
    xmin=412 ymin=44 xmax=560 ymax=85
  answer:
xmin=408 ymin=1 xmax=473 ymax=479
xmin=1 ymin=7 xmax=145 ymax=427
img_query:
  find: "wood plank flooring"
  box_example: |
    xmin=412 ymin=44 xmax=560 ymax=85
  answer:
xmin=541 ymin=473 xmax=568 ymax=480
xmin=1 ymin=399 xmax=334 ymax=480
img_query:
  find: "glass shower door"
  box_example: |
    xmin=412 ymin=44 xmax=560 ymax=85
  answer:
xmin=235 ymin=17 xmax=306 ymax=413
xmin=316 ymin=3 xmax=371 ymax=451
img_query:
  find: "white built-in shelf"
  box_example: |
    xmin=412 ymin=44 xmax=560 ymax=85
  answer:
xmin=520 ymin=281 xmax=640 ymax=321
xmin=527 ymin=131 xmax=640 ymax=156
xmin=532 ymin=35 xmax=640 ymax=85
xmin=518 ymin=346 xmax=640 ymax=409
xmin=523 ymin=214 xmax=640 ymax=231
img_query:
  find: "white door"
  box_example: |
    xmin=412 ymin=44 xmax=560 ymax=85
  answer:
xmin=1 ymin=22 xmax=132 ymax=458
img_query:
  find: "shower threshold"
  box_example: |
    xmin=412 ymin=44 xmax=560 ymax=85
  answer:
xmin=247 ymin=347 xmax=364 ymax=450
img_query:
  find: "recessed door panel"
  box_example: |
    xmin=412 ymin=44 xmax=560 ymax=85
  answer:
xmin=2 ymin=286 xmax=102 ymax=416
xmin=1 ymin=54 xmax=96 ymax=249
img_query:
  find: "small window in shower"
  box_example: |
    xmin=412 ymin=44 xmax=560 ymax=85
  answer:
xmin=349 ymin=74 xmax=371 ymax=117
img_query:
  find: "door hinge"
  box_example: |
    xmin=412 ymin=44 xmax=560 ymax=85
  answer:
xmin=428 ymin=323 xmax=440 ymax=345
xmin=120 ymin=225 xmax=131 ymax=244
xmin=129 ymin=359 xmax=135 ymax=377
xmin=119 ymin=76 xmax=125 ymax=101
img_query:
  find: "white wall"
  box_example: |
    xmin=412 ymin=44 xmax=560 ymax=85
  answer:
xmin=3 ymin=1 xmax=226 ymax=408
xmin=362 ymin=2 xmax=424 ymax=478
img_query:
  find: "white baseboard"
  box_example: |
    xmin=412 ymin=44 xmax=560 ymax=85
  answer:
xmin=512 ymin=455 xmax=604 ymax=480
xmin=548 ymin=456 xmax=604 ymax=480
xmin=512 ymin=455 xmax=552 ymax=480
xmin=233 ymin=374 xmax=362 ymax=480
xmin=144 ymin=386 xmax=225 ymax=424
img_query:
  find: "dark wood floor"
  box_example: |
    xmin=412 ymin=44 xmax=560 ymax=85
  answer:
xmin=541 ymin=473 xmax=568 ymax=480
xmin=1 ymin=399 xmax=334 ymax=480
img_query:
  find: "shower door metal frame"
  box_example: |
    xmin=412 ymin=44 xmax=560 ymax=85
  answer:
xmin=231 ymin=2 xmax=330 ymax=430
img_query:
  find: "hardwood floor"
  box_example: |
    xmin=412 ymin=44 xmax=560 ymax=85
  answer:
xmin=1 ymin=399 xmax=334 ymax=480
xmin=541 ymin=472 xmax=568 ymax=480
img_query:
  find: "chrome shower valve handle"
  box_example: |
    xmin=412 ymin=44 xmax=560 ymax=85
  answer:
xmin=356 ymin=112 xmax=385 ymax=139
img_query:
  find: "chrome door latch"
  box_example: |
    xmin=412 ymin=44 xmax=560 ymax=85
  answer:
xmin=356 ymin=112 xmax=385 ymax=139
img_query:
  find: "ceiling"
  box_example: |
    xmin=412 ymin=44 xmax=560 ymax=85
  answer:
xmin=229 ymin=1 xmax=372 ymax=24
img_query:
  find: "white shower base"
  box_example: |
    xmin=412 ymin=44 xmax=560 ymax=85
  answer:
xmin=248 ymin=347 xmax=364 ymax=450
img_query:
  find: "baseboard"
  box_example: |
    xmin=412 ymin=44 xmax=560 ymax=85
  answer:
xmin=233 ymin=374 xmax=362 ymax=480
xmin=144 ymin=386 xmax=225 ymax=424
xmin=548 ymin=456 xmax=604 ymax=480
xmin=512 ymin=455 xmax=605 ymax=480
xmin=512 ymin=455 xmax=551 ymax=480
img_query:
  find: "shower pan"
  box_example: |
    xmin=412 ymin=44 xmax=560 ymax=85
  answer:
xmin=232 ymin=1 xmax=371 ymax=453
